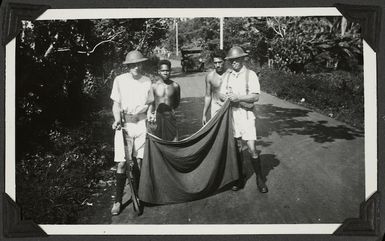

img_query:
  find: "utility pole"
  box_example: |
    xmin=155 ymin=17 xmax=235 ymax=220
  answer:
xmin=175 ymin=19 xmax=179 ymax=56
xmin=220 ymin=17 xmax=224 ymax=50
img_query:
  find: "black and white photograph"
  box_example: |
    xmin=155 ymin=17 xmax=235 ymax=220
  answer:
xmin=2 ymin=6 xmax=381 ymax=237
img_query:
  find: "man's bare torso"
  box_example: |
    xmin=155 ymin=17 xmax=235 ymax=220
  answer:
xmin=208 ymin=70 xmax=225 ymax=100
xmin=153 ymin=79 xmax=180 ymax=110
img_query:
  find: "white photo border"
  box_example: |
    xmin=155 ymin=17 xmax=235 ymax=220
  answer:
xmin=5 ymin=7 xmax=377 ymax=235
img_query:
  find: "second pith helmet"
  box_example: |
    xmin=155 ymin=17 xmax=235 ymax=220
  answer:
xmin=225 ymin=46 xmax=248 ymax=60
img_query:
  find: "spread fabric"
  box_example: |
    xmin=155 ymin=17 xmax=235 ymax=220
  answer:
xmin=138 ymin=100 xmax=239 ymax=204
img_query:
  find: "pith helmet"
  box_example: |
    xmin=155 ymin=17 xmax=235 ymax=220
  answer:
xmin=225 ymin=46 xmax=248 ymax=60
xmin=122 ymin=50 xmax=148 ymax=64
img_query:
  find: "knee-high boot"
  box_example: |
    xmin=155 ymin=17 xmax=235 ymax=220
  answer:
xmin=252 ymin=156 xmax=268 ymax=193
xmin=115 ymin=173 xmax=127 ymax=203
xmin=111 ymin=172 xmax=126 ymax=215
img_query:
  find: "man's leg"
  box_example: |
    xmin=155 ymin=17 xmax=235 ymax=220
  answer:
xmin=131 ymin=120 xmax=146 ymax=196
xmin=128 ymin=121 xmax=146 ymax=215
xmin=131 ymin=157 xmax=141 ymax=191
xmin=246 ymin=140 xmax=268 ymax=193
xmin=246 ymin=140 xmax=258 ymax=158
xmin=136 ymin=158 xmax=142 ymax=170
xmin=127 ymin=156 xmax=141 ymax=212
xmin=133 ymin=124 xmax=146 ymax=176
xmin=111 ymin=162 xmax=127 ymax=215
xmin=111 ymin=126 xmax=134 ymax=216
xmin=232 ymin=138 xmax=244 ymax=191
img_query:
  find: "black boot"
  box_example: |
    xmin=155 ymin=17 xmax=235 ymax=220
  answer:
xmin=252 ymin=156 xmax=268 ymax=193
xmin=111 ymin=173 xmax=126 ymax=215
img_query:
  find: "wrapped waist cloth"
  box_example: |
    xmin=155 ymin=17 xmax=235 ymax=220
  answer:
xmin=154 ymin=103 xmax=177 ymax=141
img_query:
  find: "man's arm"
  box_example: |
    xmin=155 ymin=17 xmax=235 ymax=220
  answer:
xmin=173 ymin=82 xmax=181 ymax=109
xmin=227 ymin=93 xmax=259 ymax=103
xmin=110 ymin=77 xmax=122 ymax=129
xmin=112 ymin=101 xmax=121 ymax=129
xmin=202 ymin=74 xmax=212 ymax=125
xmin=147 ymin=84 xmax=156 ymax=122
xmin=146 ymin=83 xmax=155 ymax=105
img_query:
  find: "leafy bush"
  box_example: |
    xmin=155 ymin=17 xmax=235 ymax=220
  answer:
xmin=16 ymin=110 xmax=115 ymax=224
xmin=268 ymin=17 xmax=362 ymax=73
xmin=259 ymin=67 xmax=364 ymax=129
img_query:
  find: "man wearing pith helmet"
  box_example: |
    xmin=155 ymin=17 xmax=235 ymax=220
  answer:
xmin=110 ymin=50 xmax=154 ymax=215
xmin=219 ymin=46 xmax=268 ymax=193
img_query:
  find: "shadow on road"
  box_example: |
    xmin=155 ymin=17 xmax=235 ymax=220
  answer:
xmin=241 ymin=153 xmax=280 ymax=184
xmin=260 ymin=154 xmax=280 ymax=182
xmin=255 ymin=104 xmax=364 ymax=146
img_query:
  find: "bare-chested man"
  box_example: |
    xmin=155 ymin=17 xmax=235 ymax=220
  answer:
xmin=148 ymin=60 xmax=181 ymax=141
xmin=202 ymin=49 xmax=227 ymax=125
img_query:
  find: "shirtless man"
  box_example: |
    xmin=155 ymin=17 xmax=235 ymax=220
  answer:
xmin=202 ymin=49 xmax=227 ymax=125
xmin=148 ymin=60 xmax=181 ymax=141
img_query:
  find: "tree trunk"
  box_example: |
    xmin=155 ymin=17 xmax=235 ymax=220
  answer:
xmin=341 ymin=17 xmax=347 ymax=36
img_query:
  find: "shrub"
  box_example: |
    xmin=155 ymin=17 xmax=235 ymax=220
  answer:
xmin=267 ymin=17 xmax=362 ymax=73
xmin=16 ymin=110 xmax=114 ymax=223
xmin=259 ymin=67 xmax=364 ymax=129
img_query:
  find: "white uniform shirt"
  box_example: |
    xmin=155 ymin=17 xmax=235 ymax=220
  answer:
xmin=220 ymin=66 xmax=260 ymax=120
xmin=110 ymin=73 xmax=152 ymax=114
xmin=111 ymin=73 xmax=151 ymax=161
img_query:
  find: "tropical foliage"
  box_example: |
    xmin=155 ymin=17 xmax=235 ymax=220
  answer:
xmin=222 ymin=16 xmax=362 ymax=73
xmin=174 ymin=16 xmax=362 ymax=73
xmin=266 ymin=17 xmax=362 ymax=73
xmin=163 ymin=18 xmax=220 ymax=51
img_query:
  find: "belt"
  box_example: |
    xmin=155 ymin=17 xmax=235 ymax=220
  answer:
xmin=122 ymin=112 xmax=146 ymax=123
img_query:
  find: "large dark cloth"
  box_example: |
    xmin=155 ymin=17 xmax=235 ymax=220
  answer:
xmin=154 ymin=103 xmax=177 ymax=141
xmin=139 ymin=100 xmax=239 ymax=204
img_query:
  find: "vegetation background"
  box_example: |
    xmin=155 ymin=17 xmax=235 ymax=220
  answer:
xmin=16 ymin=16 xmax=363 ymax=223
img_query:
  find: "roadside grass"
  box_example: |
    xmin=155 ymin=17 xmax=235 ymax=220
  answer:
xmin=258 ymin=66 xmax=364 ymax=130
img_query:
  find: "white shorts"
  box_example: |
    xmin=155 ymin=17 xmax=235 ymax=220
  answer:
xmin=232 ymin=108 xmax=257 ymax=141
xmin=114 ymin=119 xmax=147 ymax=162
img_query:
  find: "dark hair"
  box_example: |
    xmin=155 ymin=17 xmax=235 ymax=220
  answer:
xmin=158 ymin=59 xmax=171 ymax=69
xmin=211 ymin=49 xmax=226 ymax=60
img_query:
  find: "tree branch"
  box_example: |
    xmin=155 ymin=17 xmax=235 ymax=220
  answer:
xmin=44 ymin=30 xmax=124 ymax=57
xmin=82 ymin=30 xmax=124 ymax=54
xmin=43 ymin=33 xmax=59 ymax=57
xmin=267 ymin=17 xmax=284 ymax=38
xmin=272 ymin=25 xmax=283 ymax=38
